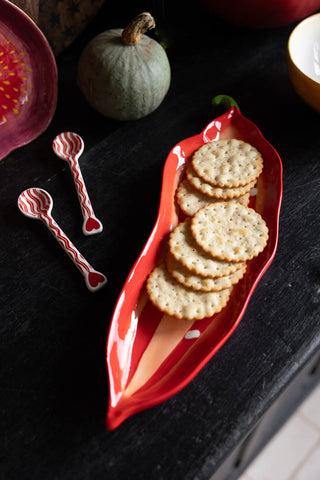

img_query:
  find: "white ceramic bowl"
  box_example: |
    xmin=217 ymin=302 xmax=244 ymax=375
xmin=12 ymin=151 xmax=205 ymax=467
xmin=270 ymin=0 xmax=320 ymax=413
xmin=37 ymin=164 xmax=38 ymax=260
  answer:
xmin=288 ymin=13 xmax=320 ymax=112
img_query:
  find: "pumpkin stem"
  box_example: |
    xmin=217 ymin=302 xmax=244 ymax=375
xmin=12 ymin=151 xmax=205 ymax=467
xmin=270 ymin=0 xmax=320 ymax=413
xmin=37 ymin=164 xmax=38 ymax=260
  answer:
xmin=122 ymin=12 xmax=156 ymax=45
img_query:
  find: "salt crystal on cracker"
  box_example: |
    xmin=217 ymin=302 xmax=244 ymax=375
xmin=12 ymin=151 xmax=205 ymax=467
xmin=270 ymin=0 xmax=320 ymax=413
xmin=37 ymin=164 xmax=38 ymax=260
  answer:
xmin=187 ymin=164 xmax=256 ymax=199
xmin=146 ymin=263 xmax=231 ymax=320
xmin=166 ymin=251 xmax=247 ymax=292
xmin=176 ymin=177 xmax=249 ymax=217
xmin=191 ymin=202 xmax=269 ymax=262
xmin=191 ymin=139 xmax=263 ymax=188
xmin=169 ymin=218 xmax=245 ymax=278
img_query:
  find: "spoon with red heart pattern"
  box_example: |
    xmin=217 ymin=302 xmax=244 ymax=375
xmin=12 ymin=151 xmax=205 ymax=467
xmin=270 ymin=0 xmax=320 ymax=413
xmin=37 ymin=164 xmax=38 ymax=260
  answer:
xmin=52 ymin=132 xmax=103 ymax=236
xmin=18 ymin=187 xmax=107 ymax=292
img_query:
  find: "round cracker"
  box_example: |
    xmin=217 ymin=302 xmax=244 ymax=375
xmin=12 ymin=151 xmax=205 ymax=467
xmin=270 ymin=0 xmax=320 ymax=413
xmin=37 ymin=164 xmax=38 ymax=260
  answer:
xmin=146 ymin=263 xmax=231 ymax=320
xmin=191 ymin=139 xmax=263 ymax=188
xmin=176 ymin=178 xmax=249 ymax=217
xmin=187 ymin=164 xmax=256 ymax=199
xmin=166 ymin=251 xmax=247 ymax=292
xmin=191 ymin=202 xmax=269 ymax=262
xmin=169 ymin=218 xmax=245 ymax=278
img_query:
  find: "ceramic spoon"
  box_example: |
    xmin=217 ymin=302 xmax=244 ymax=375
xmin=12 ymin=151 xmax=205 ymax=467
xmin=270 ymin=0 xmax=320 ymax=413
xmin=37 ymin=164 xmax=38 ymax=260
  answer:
xmin=18 ymin=188 xmax=107 ymax=292
xmin=52 ymin=132 xmax=103 ymax=236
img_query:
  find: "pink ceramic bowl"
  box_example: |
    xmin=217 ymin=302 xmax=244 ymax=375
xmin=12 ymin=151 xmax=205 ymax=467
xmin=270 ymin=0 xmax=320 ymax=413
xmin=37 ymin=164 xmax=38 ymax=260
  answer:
xmin=0 ymin=0 xmax=57 ymax=160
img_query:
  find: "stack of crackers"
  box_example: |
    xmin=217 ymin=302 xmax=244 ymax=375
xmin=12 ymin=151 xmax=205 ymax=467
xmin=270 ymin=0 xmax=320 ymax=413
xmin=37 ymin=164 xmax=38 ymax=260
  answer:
xmin=146 ymin=139 xmax=269 ymax=320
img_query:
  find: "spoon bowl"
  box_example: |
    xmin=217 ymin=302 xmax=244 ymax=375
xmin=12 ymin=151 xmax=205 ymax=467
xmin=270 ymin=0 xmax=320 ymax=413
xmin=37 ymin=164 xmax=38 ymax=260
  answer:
xmin=52 ymin=132 xmax=84 ymax=161
xmin=18 ymin=188 xmax=53 ymax=219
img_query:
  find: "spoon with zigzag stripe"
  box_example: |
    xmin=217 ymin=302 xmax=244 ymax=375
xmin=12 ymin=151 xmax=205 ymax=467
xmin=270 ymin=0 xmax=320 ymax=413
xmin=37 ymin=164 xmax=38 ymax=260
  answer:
xmin=18 ymin=187 xmax=107 ymax=292
xmin=52 ymin=132 xmax=103 ymax=236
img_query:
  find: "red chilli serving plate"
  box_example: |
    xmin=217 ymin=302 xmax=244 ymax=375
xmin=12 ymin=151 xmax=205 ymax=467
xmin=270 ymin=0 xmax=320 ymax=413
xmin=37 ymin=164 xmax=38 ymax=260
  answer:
xmin=0 ymin=0 xmax=57 ymax=160
xmin=106 ymin=106 xmax=283 ymax=430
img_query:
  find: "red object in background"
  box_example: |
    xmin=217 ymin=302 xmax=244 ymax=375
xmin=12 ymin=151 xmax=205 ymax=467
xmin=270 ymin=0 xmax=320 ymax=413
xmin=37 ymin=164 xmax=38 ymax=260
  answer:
xmin=0 ymin=0 xmax=57 ymax=161
xmin=106 ymin=106 xmax=283 ymax=430
xmin=201 ymin=0 xmax=320 ymax=28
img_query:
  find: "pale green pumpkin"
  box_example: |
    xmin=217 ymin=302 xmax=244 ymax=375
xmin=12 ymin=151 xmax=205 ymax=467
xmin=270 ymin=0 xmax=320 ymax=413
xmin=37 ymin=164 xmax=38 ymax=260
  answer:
xmin=77 ymin=12 xmax=171 ymax=121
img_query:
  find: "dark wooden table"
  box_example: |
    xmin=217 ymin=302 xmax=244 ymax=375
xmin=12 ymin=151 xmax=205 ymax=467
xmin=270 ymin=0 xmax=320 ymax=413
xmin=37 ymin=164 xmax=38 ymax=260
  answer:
xmin=2 ymin=2 xmax=320 ymax=479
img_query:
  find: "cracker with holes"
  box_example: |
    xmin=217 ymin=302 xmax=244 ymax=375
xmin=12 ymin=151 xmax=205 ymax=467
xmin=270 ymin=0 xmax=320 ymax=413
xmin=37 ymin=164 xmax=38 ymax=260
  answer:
xmin=169 ymin=218 xmax=245 ymax=278
xmin=146 ymin=263 xmax=231 ymax=320
xmin=166 ymin=251 xmax=247 ymax=292
xmin=176 ymin=177 xmax=249 ymax=217
xmin=186 ymin=164 xmax=256 ymax=199
xmin=191 ymin=139 xmax=263 ymax=188
xmin=191 ymin=202 xmax=268 ymax=262
xmin=145 ymin=138 xmax=268 ymax=321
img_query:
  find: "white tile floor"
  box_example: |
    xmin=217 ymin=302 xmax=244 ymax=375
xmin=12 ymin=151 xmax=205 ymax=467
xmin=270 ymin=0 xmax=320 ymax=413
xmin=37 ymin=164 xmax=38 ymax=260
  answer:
xmin=239 ymin=382 xmax=320 ymax=480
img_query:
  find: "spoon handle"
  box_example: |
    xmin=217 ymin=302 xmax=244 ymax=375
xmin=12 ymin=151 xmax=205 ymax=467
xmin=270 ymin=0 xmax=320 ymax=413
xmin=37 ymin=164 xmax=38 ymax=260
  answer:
xmin=40 ymin=212 xmax=107 ymax=292
xmin=67 ymin=156 xmax=103 ymax=236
